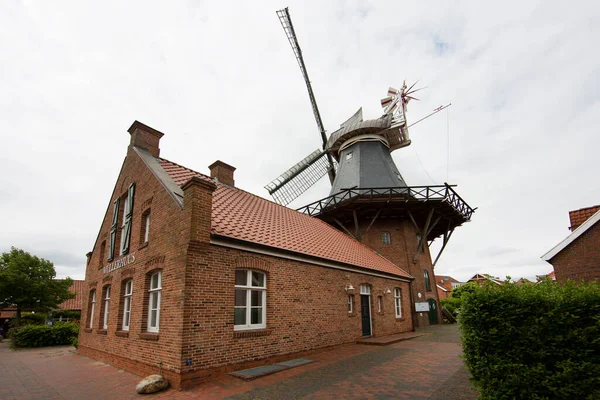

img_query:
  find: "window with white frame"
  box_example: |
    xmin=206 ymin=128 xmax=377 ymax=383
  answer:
xmin=122 ymin=280 xmax=133 ymax=331
xmin=89 ymin=290 xmax=96 ymax=329
xmin=147 ymin=271 xmax=161 ymax=332
xmin=348 ymin=294 xmax=354 ymax=313
xmin=360 ymin=284 xmax=371 ymax=295
xmin=234 ymin=270 xmax=266 ymax=330
xmin=144 ymin=213 xmax=150 ymax=243
xmin=120 ymin=183 xmax=135 ymax=255
xmin=102 ymin=286 xmax=111 ymax=329
xmin=394 ymin=288 xmax=402 ymax=318
xmin=378 ymin=296 xmax=383 ymax=313
xmin=381 ymin=231 xmax=391 ymax=245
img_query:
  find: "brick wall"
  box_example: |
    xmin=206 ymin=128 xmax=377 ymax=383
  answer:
xmin=80 ymin=144 xmax=415 ymax=389
xmin=359 ymin=218 xmax=442 ymax=327
xmin=549 ymin=220 xmax=600 ymax=282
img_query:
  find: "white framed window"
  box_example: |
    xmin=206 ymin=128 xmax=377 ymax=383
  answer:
xmin=381 ymin=231 xmax=391 ymax=245
xmin=120 ymin=183 xmax=135 ymax=255
xmin=147 ymin=271 xmax=161 ymax=332
xmin=348 ymin=294 xmax=354 ymax=313
xmin=102 ymin=286 xmax=111 ymax=329
xmin=144 ymin=213 xmax=150 ymax=243
xmin=120 ymin=194 xmax=129 ymax=254
xmin=89 ymin=290 xmax=96 ymax=329
xmin=360 ymin=284 xmax=371 ymax=295
xmin=234 ymin=270 xmax=266 ymax=330
xmin=122 ymin=280 xmax=133 ymax=331
xmin=346 ymin=151 xmax=353 ymax=160
xmin=378 ymin=296 xmax=382 ymax=313
xmin=394 ymin=288 xmax=402 ymax=318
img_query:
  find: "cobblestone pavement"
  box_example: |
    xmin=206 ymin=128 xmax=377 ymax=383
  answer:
xmin=0 ymin=324 xmax=478 ymax=400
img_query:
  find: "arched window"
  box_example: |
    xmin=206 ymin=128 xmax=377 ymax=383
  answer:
xmin=101 ymin=285 xmax=111 ymax=329
xmin=88 ymin=290 xmax=96 ymax=329
xmin=147 ymin=271 xmax=161 ymax=332
xmin=122 ymin=280 xmax=133 ymax=331
xmin=424 ymin=269 xmax=432 ymax=292
xmin=234 ymin=270 xmax=266 ymax=330
xmin=394 ymin=288 xmax=402 ymax=318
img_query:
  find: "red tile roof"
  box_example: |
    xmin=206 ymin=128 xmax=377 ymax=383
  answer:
xmin=59 ymin=280 xmax=85 ymax=310
xmin=434 ymin=275 xmax=460 ymax=284
xmin=159 ymin=158 xmax=412 ymax=279
xmin=569 ymin=205 xmax=600 ymax=231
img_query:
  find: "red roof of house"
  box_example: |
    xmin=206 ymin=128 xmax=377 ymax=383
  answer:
xmin=434 ymin=275 xmax=460 ymax=284
xmin=569 ymin=205 xmax=600 ymax=230
xmin=159 ymin=158 xmax=412 ymax=279
xmin=59 ymin=280 xmax=84 ymax=310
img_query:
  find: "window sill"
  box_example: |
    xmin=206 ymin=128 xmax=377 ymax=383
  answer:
xmin=348 ymin=313 xmax=356 ymax=317
xmin=395 ymin=317 xmax=406 ymax=322
xmin=233 ymin=329 xmax=271 ymax=339
xmin=138 ymin=242 xmax=149 ymax=250
xmin=139 ymin=332 xmax=159 ymax=341
xmin=97 ymin=329 xmax=108 ymax=335
xmin=115 ymin=330 xmax=129 ymax=338
xmin=83 ymin=328 xmax=93 ymax=333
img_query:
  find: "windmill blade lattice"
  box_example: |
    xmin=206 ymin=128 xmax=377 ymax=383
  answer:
xmin=265 ymin=149 xmax=334 ymax=206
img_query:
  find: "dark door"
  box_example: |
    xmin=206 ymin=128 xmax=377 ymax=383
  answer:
xmin=428 ymin=298 xmax=438 ymax=325
xmin=361 ymin=295 xmax=372 ymax=336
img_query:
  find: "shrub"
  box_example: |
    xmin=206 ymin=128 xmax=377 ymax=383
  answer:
xmin=72 ymin=336 xmax=78 ymax=349
xmin=13 ymin=322 xmax=79 ymax=348
xmin=21 ymin=312 xmax=46 ymax=325
xmin=440 ymin=297 xmax=462 ymax=316
xmin=460 ymin=280 xmax=600 ymax=400
xmin=53 ymin=310 xmax=81 ymax=321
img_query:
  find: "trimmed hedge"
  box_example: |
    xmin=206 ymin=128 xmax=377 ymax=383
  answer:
xmin=460 ymin=280 xmax=600 ymax=400
xmin=20 ymin=312 xmax=46 ymax=325
xmin=12 ymin=322 xmax=79 ymax=348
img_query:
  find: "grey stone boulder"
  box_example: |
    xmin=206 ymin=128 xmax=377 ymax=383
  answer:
xmin=135 ymin=374 xmax=169 ymax=394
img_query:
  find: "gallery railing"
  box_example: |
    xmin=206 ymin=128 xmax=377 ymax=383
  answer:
xmin=297 ymin=184 xmax=475 ymax=220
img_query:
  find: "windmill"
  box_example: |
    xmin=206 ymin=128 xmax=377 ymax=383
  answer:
xmin=266 ymin=8 xmax=447 ymax=207
xmin=269 ymin=7 xmax=475 ymax=328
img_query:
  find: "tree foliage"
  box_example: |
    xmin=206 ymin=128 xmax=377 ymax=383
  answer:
xmin=0 ymin=247 xmax=75 ymax=321
xmin=460 ymin=279 xmax=600 ymax=399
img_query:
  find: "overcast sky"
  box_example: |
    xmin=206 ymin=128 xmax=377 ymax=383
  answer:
xmin=1 ymin=1 xmax=599 ymax=282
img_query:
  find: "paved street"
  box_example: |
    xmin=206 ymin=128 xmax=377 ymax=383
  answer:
xmin=0 ymin=324 xmax=477 ymax=399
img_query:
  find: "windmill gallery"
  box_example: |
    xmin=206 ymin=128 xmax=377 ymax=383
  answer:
xmin=78 ymin=8 xmax=474 ymax=389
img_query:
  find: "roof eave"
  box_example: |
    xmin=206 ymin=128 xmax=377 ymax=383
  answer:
xmin=541 ymin=208 xmax=600 ymax=261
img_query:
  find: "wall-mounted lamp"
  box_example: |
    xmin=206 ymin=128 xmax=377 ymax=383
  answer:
xmin=384 ymin=288 xmax=392 ymax=295
xmin=345 ymin=284 xmax=355 ymax=292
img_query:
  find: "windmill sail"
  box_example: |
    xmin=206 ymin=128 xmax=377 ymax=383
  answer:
xmin=276 ymin=7 xmax=336 ymax=184
xmin=265 ymin=149 xmax=334 ymax=206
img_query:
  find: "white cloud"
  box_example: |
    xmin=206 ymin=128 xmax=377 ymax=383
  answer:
xmin=1 ymin=0 xmax=599 ymax=281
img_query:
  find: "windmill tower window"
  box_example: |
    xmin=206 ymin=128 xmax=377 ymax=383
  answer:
xmin=381 ymin=231 xmax=391 ymax=245
xmin=346 ymin=152 xmax=353 ymax=161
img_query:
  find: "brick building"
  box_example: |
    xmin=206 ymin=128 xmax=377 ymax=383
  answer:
xmin=434 ymin=275 xmax=463 ymax=299
xmin=542 ymin=205 xmax=600 ymax=282
xmin=79 ymin=121 xmax=421 ymax=388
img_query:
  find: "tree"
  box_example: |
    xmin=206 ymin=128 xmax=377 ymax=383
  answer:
xmin=0 ymin=247 xmax=75 ymax=322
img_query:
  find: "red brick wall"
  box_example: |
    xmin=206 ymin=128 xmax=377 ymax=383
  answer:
xmin=179 ymin=246 xmax=413 ymax=386
xmin=549 ymin=221 xmax=600 ymax=282
xmin=79 ymin=146 xmax=189 ymax=379
xmin=359 ymin=219 xmax=442 ymax=327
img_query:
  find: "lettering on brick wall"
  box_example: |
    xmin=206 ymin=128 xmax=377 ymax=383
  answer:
xmin=103 ymin=253 xmax=136 ymax=274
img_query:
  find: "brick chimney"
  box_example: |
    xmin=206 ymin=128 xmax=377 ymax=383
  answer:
xmin=182 ymin=176 xmax=217 ymax=244
xmin=127 ymin=120 xmax=164 ymax=158
xmin=568 ymin=205 xmax=600 ymax=231
xmin=208 ymin=160 xmax=236 ymax=187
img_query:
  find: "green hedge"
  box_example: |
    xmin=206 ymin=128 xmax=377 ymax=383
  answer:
xmin=460 ymin=280 xmax=600 ymax=400
xmin=20 ymin=312 xmax=47 ymax=325
xmin=12 ymin=322 xmax=79 ymax=348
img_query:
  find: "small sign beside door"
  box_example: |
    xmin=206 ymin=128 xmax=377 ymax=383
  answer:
xmin=415 ymin=302 xmax=430 ymax=312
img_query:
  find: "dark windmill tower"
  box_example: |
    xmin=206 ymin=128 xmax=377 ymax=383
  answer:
xmin=267 ymin=8 xmax=475 ymax=327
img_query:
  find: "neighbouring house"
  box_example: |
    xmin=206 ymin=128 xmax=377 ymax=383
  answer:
xmin=467 ymin=273 xmax=503 ymax=285
xmin=541 ymin=205 xmax=600 ymax=282
xmin=0 ymin=280 xmax=84 ymax=330
xmin=79 ymin=121 xmax=418 ymax=389
xmin=515 ymin=278 xmax=532 ymax=285
xmin=536 ymin=270 xmax=556 ymax=281
xmin=435 ymin=275 xmax=464 ymax=299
